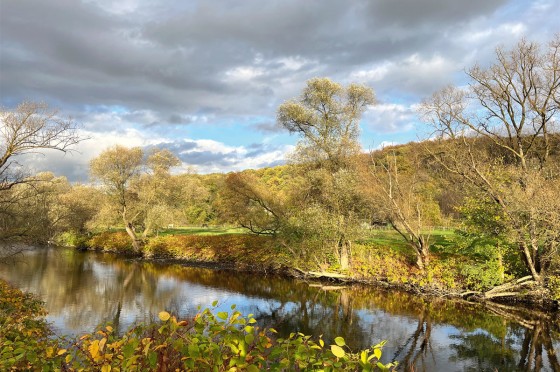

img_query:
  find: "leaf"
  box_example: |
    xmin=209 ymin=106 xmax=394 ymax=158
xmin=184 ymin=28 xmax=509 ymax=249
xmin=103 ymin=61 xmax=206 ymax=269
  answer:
xmin=212 ymin=300 xmax=219 ymax=307
xmin=89 ymin=340 xmax=100 ymax=358
xmin=245 ymin=334 xmax=254 ymax=345
xmin=374 ymin=348 xmax=382 ymax=360
xmin=217 ymin=312 xmax=228 ymax=320
xmin=57 ymin=348 xmax=67 ymax=356
xmin=319 ymin=339 xmax=324 ymax=348
xmin=331 ymin=345 xmax=345 ymax=358
xmin=334 ymin=337 xmax=346 ymax=347
xmin=158 ymin=311 xmax=171 ymax=322
xmin=101 ymin=364 xmax=111 ymax=372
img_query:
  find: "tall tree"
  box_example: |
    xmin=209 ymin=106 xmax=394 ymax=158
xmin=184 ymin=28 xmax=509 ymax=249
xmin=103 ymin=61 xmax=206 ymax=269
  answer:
xmin=420 ymin=36 xmax=560 ymax=285
xmin=278 ymin=78 xmax=375 ymax=171
xmin=368 ymin=149 xmax=441 ymax=270
xmin=90 ymin=146 xmax=182 ymax=252
xmin=277 ymin=78 xmax=375 ymax=269
xmin=90 ymin=146 xmax=144 ymax=253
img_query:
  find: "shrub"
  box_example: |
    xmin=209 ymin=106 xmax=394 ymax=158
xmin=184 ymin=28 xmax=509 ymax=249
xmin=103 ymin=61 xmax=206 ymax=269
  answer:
xmin=56 ymin=231 xmax=89 ymax=249
xmin=0 ymin=279 xmax=397 ymax=371
xmin=87 ymin=231 xmax=134 ymax=254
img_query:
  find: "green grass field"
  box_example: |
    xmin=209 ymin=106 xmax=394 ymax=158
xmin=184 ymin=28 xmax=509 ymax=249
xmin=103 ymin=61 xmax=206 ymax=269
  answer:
xmin=157 ymin=226 xmax=247 ymax=237
xmin=362 ymin=228 xmax=456 ymax=253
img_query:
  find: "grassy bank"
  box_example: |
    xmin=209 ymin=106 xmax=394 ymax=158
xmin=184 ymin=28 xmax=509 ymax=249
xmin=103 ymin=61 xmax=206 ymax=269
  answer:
xmin=63 ymin=228 xmax=492 ymax=293
xmin=58 ymin=227 xmax=560 ymax=304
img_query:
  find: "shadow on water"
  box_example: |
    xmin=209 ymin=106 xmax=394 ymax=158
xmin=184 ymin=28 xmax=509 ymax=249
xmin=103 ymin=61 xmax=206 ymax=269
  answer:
xmin=0 ymin=246 xmax=558 ymax=371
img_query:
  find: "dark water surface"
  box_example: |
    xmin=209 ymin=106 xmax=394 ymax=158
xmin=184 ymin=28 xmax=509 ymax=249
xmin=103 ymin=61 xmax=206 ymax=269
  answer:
xmin=1 ymin=247 xmax=559 ymax=371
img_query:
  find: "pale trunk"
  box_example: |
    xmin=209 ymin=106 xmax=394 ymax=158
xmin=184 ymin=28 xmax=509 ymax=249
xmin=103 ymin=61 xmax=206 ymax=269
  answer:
xmin=521 ymin=241 xmax=541 ymax=282
xmin=338 ymin=237 xmax=350 ymax=270
xmin=123 ymin=211 xmax=142 ymax=254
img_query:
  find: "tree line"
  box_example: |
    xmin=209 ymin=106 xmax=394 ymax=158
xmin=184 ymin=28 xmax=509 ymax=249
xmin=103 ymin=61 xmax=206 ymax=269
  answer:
xmin=1 ymin=36 xmax=559 ymax=297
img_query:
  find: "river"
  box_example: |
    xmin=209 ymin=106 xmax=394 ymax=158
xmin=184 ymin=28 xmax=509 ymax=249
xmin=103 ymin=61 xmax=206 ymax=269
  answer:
xmin=1 ymin=246 xmax=559 ymax=371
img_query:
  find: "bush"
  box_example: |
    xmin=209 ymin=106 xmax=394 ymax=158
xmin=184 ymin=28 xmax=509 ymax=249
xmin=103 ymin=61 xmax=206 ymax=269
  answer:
xmin=0 ymin=279 xmax=397 ymax=371
xmin=56 ymin=231 xmax=89 ymax=249
xmin=0 ymin=280 xmax=62 ymax=370
xmin=546 ymin=275 xmax=560 ymax=301
xmin=87 ymin=231 xmax=134 ymax=254
xmin=459 ymin=259 xmax=505 ymax=291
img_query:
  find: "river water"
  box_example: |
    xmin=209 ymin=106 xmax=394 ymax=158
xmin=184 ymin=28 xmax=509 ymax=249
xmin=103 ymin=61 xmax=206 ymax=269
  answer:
xmin=1 ymin=246 xmax=558 ymax=371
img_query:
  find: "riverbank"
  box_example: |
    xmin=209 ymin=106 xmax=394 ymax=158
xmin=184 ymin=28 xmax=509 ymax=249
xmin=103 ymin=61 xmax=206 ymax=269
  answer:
xmin=3 ymin=247 xmax=559 ymax=371
xmin=69 ymin=231 xmax=560 ymax=312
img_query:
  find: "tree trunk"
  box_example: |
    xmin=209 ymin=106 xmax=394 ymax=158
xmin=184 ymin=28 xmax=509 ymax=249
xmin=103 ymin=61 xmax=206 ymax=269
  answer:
xmin=338 ymin=238 xmax=350 ymax=270
xmin=414 ymin=237 xmax=429 ymax=271
xmin=521 ymin=241 xmax=541 ymax=283
xmin=123 ymin=215 xmax=143 ymax=254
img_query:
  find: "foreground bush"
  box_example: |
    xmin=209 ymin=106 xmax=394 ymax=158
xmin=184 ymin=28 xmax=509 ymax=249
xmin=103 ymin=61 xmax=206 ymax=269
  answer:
xmin=0 ymin=280 xmax=396 ymax=371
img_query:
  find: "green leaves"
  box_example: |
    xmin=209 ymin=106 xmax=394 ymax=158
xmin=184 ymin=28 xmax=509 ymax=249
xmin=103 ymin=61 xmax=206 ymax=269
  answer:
xmin=1 ymin=280 xmax=396 ymax=372
xmin=334 ymin=336 xmax=346 ymax=347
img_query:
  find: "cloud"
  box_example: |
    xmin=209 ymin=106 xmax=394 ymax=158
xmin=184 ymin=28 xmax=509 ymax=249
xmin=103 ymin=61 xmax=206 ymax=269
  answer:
xmin=364 ymin=103 xmax=418 ymax=133
xmin=252 ymin=122 xmax=284 ymax=134
xmin=1 ymin=0 xmax=558 ymax=179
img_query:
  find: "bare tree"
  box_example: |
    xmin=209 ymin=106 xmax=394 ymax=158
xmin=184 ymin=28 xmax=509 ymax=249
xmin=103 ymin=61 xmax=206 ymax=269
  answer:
xmin=1 ymin=102 xmax=81 ymax=261
xmin=369 ymin=152 xmax=438 ymax=270
xmin=1 ymin=101 xmax=80 ymax=191
xmin=420 ymin=36 xmax=560 ymax=285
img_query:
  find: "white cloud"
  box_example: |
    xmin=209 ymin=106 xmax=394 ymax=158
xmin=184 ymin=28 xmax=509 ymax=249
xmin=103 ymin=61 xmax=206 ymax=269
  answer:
xmin=224 ymin=66 xmax=265 ymax=82
xmin=376 ymin=141 xmax=399 ymax=150
xmin=350 ymin=62 xmax=391 ymax=82
xmin=364 ymin=103 xmax=417 ymax=133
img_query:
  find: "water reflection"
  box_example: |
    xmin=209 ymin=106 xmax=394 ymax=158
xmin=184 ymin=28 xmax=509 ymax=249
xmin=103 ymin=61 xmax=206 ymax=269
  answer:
xmin=0 ymin=247 xmax=558 ymax=371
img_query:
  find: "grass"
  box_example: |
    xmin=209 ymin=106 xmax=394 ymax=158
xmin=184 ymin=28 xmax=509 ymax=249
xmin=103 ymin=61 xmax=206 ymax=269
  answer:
xmin=156 ymin=226 xmax=247 ymax=237
xmin=362 ymin=228 xmax=457 ymax=254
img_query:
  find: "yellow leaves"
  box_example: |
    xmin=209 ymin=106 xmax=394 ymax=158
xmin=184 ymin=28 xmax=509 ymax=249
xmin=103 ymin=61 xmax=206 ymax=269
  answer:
xmin=57 ymin=348 xmax=67 ymax=356
xmin=331 ymin=345 xmax=345 ymax=358
xmin=158 ymin=311 xmax=171 ymax=322
xmin=89 ymin=340 xmax=100 ymax=359
xmin=99 ymin=337 xmax=107 ymax=353
xmin=101 ymin=364 xmax=111 ymax=372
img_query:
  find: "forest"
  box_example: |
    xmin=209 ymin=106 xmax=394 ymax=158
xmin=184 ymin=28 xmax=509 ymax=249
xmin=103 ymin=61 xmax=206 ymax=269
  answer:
xmin=1 ymin=36 xmax=560 ymax=304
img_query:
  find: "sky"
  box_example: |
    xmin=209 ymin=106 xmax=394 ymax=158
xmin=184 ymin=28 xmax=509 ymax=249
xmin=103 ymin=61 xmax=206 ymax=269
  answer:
xmin=1 ymin=0 xmax=559 ymax=181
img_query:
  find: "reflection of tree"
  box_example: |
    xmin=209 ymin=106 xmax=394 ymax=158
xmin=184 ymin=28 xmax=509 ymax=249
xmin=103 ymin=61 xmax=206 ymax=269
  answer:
xmin=391 ymin=302 xmax=433 ymax=372
xmin=516 ymin=321 xmax=560 ymax=371
xmin=449 ymin=302 xmax=560 ymax=372
xmin=0 ymin=248 xmax=180 ymax=334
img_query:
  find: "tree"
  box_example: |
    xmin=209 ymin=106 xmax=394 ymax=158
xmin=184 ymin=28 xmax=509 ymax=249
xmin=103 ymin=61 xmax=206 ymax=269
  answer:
xmin=136 ymin=148 xmax=181 ymax=237
xmin=222 ymin=171 xmax=286 ymax=236
xmin=1 ymin=101 xmax=80 ymax=191
xmin=277 ymin=78 xmax=375 ymax=269
xmin=1 ymin=102 xmax=81 ymax=261
xmin=368 ymin=149 xmax=442 ymax=270
xmin=278 ymin=78 xmax=375 ymax=172
xmin=420 ymin=36 xmax=560 ymax=285
xmin=90 ymin=146 xmax=144 ymax=252
xmin=90 ymin=146 xmax=182 ymax=253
